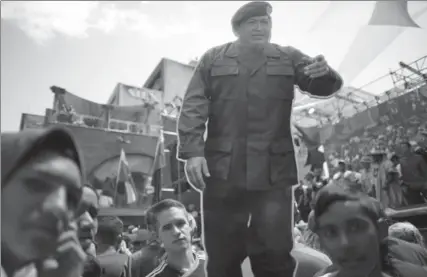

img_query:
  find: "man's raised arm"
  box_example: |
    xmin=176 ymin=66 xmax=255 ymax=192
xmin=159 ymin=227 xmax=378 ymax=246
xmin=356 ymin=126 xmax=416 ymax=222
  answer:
xmin=287 ymin=46 xmax=343 ymax=98
xmin=177 ymin=52 xmax=212 ymax=161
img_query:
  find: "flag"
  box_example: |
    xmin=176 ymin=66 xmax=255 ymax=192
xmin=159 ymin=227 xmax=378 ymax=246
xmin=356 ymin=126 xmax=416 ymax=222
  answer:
xmin=153 ymin=131 xmax=167 ymax=171
xmin=145 ymin=131 xmax=167 ymax=201
xmin=115 ymin=149 xmax=137 ymax=204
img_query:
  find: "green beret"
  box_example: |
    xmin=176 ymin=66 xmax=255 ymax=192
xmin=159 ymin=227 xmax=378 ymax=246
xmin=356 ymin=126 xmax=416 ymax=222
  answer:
xmin=231 ymin=1 xmax=272 ymax=30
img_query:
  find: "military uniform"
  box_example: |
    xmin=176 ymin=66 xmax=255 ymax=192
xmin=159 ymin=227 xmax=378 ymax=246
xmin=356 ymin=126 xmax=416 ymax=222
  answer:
xmin=177 ymin=2 xmax=343 ymax=277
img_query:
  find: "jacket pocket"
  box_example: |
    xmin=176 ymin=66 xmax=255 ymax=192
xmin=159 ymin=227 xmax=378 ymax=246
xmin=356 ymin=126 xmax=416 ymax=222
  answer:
xmin=210 ymin=65 xmax=239 ymax=100
xmin=205 ymin=139 xmax=233 ymax=180
xmin=265 ymin=63 xmax=295 ymax=100
xmin=211 ymin=66 xmax=239 ymax=76
xmin=269 ymin=139 xmax=297 ymax=185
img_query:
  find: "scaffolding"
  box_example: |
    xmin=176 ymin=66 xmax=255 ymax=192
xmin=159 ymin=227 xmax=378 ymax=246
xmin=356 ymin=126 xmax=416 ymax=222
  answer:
xmin=292 ymin=55 xmax=427 ymax=127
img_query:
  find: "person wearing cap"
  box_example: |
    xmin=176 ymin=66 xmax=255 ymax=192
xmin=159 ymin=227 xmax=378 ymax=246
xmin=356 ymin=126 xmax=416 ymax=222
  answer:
xmin=1 ymin=127 xmax=86 ymax=277
xmin=368 ymin=147 xmax=393 ymax=207
xmin=359 ymin=155 xmax=375 ymax=195
xmin=177 ymin=1 xmax=343 ymax=276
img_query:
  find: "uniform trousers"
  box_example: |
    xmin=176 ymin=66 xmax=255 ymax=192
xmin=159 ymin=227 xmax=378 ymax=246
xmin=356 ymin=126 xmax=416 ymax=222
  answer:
xmin=202 ymin=183 xmax=296 ymax=277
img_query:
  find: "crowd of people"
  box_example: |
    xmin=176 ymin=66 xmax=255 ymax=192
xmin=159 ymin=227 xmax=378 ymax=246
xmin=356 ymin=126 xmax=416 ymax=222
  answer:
xmin=3 ymin=1 xmax=427 ymax=277
xmin=0 ymin=126 xmax=205 ymax=277
xmin=2 ymin=125 xmax=426 ymax=277
xmin=294 ymin=88 xmax=427 ymax=215
xmin=296 ymin=128 xmax=427 ymax=224
xmin=326 ymin=88 xmax=427 ymax=171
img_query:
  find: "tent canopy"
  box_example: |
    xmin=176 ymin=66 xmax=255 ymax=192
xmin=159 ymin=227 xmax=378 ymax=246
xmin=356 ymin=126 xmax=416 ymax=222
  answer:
xmin=291 ymin=1 xmax=427 ymax=127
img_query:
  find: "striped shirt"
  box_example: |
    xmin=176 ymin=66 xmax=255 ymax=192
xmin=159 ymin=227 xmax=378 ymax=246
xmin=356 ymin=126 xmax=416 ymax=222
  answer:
xmin=146 ymin=251 xmax=206 ymax=277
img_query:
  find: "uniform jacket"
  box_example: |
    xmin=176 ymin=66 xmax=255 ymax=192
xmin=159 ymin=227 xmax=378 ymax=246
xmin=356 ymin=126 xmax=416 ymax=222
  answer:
xmin=178 ymin=41 xmax=342 ymax=193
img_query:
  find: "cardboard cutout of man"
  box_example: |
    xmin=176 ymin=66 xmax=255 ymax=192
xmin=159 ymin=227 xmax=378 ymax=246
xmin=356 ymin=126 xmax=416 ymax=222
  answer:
xmin=177 ymin=2 xmax=343 ymax=276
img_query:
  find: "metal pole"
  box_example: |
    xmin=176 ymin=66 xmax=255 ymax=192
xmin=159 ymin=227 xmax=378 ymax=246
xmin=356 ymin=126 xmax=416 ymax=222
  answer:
xmin=177 ymin=147 xmax=182 ymax=202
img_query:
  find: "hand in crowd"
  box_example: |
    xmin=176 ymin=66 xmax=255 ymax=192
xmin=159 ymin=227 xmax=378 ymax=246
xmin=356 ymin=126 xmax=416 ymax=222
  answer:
xmin=36 ymin=223 xmax=86 ymax=277
xmin=118 ymin=240 xmax=132 ymax=256
xmin=185 ymin=156 xmax=210 ymax=191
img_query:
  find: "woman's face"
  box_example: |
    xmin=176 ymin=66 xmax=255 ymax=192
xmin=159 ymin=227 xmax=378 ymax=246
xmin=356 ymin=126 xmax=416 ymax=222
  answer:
xmin=316 ymin=201 xmax=381 ymax=277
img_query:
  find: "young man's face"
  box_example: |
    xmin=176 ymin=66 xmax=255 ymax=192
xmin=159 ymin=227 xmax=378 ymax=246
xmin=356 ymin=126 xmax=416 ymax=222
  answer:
xmin=316 ymin=201 xmax=382 ymax=277
xmin=157 ymin=207 xmax=192 ymax=253
xmin=236 ymin=15 xmax=271 ymax=45
xmin=1 ymin=151 xmax=82 ymax=263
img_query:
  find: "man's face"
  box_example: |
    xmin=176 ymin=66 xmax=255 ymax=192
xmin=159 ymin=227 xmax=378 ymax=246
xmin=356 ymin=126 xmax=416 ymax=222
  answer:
xmin=316 ymin=201 xmax=381 ymax=277
xmin=338 ymin=163 xmax=346 ymax=172
xmin=236 ymin=15 xmax=271 ymax=45
xmin=1 ymin=151 xmax=81 ymax=262
xmin=157 ymin=207 xmax=192 ymax=253
xmin=76 ymin=187 xmax=99 ymax=252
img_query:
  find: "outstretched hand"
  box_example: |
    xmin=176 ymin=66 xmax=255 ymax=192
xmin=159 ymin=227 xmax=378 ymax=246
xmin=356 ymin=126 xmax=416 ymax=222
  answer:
xmin=303 ymin=55 xmax=330 ymax=78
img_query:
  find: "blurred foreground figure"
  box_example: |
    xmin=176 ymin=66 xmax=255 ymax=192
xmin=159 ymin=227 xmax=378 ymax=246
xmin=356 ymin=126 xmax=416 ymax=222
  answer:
xmin=177 ymin=1 xmax=342 ymax=276
xmin=313 ymin=185 xmax=427 ymax=277
xmin=1 ymin=127 xmax=86 ymax=277
xmin=77 ymin=185 xmax=100 ymax=257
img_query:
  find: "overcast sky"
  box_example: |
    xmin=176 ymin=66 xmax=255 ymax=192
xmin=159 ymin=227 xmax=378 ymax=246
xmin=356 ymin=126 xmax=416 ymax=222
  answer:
xmin=1 ymin=1 xmax=427 ymax=131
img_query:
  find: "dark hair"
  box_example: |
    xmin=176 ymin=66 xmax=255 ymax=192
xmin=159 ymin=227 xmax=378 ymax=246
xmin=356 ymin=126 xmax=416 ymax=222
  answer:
xmin=97 ymin=216 xmax=123 ymax=245
xmin=313 ymin=186 xmax=386 ymax=227
xmin=313 ymin=186 xmax=399 ymax=277
xmin=146 ymin=199 xmax=187 ymax=232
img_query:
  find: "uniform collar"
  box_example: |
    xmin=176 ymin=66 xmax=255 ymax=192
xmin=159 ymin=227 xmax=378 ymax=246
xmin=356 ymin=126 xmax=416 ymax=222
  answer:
xmin=225 ymin=41 xmax=281 ymax=58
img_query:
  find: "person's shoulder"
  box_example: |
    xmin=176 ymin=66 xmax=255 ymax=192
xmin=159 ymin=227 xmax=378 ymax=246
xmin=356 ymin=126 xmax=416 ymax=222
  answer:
xmin=200 ymin=42 xmax=234 ymax=62
xmin=145 ymin=259 xmax=168 ymax=277
xmin=273 ymin=44 xmax=303 ymax=58
xmin=131 ymin=246 xmax=164 ymax=269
